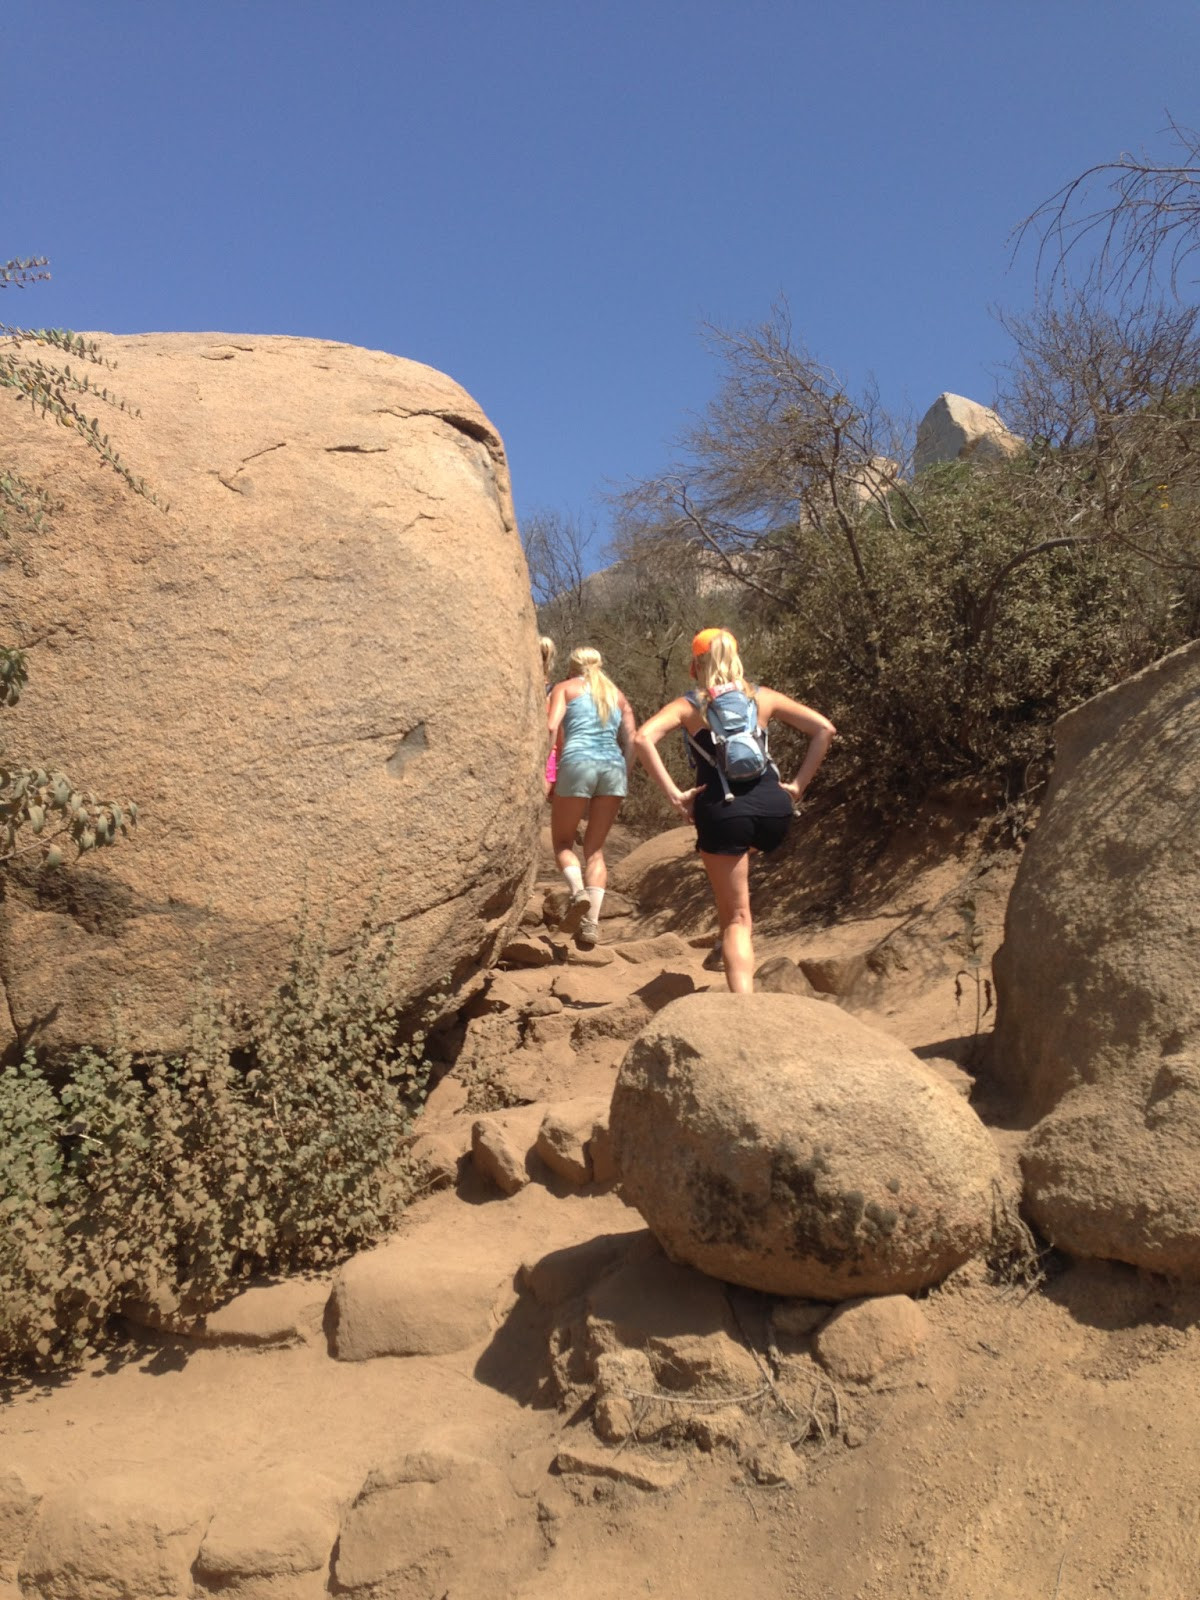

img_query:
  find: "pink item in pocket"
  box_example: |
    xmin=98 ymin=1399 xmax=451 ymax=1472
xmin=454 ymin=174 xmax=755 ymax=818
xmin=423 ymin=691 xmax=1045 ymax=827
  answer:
xmin=545 ymin=747 xmax=559 ymax=785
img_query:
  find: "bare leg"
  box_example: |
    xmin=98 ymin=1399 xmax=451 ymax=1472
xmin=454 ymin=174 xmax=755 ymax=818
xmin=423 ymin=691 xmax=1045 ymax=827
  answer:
xmin=581 ymin=794 xmax=622 ymax=887
xmin=700 ymin=849 xmax=755 ymax=994
xmin=550 ymin=795 xmax=589 ymax=875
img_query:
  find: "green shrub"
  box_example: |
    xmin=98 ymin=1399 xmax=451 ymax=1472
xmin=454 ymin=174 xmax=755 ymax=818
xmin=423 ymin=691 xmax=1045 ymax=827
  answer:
xmin=0 ymin=914 xmax=436 ymax=1375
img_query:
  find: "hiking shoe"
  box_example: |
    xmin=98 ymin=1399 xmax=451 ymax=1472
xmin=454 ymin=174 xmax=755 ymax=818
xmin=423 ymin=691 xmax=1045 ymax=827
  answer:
xmin=559 ymin=889 xmax=591 ymax=936
xmin=702 ymin=941 xmax=724 ymax=972
xmin=576 ymin=917 xmax=600 ymax=948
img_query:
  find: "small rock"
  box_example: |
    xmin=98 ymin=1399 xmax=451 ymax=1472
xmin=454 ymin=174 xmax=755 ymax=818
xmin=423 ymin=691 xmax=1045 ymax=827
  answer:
xmin=523 ymin=1013 xmax=575 ymax=1047
xmin=420 ymin=1073 xmax=469 ymax=1123
xmin=18 ymin=1477 xmax=209 ymax=1600
xmin=194 ymin=1470 xmax=343 ymax=1597
xmin=520 ymin=892 xmax=547 ymax=928
xmin=536 ymin=1097 xmax=611 ymax=1186
xmin=405 ymin=1131 xmax=461 ymax=1191
xmin=202 ymin=1279 xmax=328 ymax=1348
xmin=499 ymin=937 xmax=555 ymax=968
xmin=554 ymin=1445 xmax=685 ymax=1493
xmin=471 ymin=1115 xmax=533 ymax=1195
xmin=687 ymin=1406 xmax=753 ymax=1454
xmin=524 ymin=994 xmax=564 ymax=1017
xmin=814 ymin=1294 xmax=929 ymax=1382
xmin=746 ymin=1441 xmax=803 ymax=1486
xmin=843 ymin=1426 xmax=869 ymax=1449
xmin=467 ymin=973 xmax=530 ymax=1015
xmin=328 ymin=1241 xmax=509 ymax=1360
xmin=552 ymin=971 xmax=623 ymax=1008
xmin=635 ymin=970 xmax=696 ymax=1009
xmin=754 ymin=956 xmax=817 ymax=998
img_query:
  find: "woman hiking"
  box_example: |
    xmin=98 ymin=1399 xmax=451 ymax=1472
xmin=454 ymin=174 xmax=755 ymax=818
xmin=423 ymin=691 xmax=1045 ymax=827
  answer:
xmin=547 ymin=646 xmax=636 ymax=948
xmin=634 ymin=627 xmax=836 ymax=993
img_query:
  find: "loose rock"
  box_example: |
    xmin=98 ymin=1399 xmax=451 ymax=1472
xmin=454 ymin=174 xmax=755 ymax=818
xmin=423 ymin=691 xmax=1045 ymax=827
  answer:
xmin=610 ymin=993 xmax=1000 ymax=1298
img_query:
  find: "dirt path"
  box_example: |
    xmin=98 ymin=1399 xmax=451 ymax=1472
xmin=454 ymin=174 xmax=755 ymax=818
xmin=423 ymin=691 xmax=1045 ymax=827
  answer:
xmin=4 ymin=817 xmax=1199 ymax=1599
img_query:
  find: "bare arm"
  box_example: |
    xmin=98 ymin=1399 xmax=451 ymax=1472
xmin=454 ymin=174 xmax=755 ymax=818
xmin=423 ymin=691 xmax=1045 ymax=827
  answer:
xmin=616 ymin=692 xmax=637 ymax=776
xmin=756 ymin=686 xmax=837 ymax=803
xmin=633 ymin=698 xmax=703 ymax=821
xmin=546 ymin=681 xmax=568 ymax=751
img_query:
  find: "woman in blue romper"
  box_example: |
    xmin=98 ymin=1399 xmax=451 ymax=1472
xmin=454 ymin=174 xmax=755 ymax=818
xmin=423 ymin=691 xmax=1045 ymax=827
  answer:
xmin=547 ymin=646 xmax=636 ymax=948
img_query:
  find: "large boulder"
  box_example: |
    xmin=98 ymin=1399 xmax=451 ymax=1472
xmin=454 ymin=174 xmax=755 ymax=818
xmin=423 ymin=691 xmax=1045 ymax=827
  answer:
xmin=914 ymin=392 xmax=1024 ymax=473
xmin=609 ymin=992 xmax=1000 ymax=1298
xmin=0 ymin=334 xmax=542 ymax=1053
xmin=992 ymin=640 xmax=1200 ymax=1274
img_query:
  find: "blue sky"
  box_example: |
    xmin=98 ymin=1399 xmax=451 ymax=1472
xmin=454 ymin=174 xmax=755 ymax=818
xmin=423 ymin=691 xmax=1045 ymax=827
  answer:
xmin=7 ymin=2 xmax=1199 ymax=568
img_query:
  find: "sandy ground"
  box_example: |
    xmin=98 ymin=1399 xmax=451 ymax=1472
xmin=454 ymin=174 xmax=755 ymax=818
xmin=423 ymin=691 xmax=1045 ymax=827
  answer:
xmin=4 ymin=812 xmax=1200 ymax=1599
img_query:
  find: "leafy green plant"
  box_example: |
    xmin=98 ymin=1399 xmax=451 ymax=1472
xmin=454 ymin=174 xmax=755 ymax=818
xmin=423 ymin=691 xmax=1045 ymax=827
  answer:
xmin=0 ymin=912 xmax=437 ymax=1375
xmin=1 ymin=254 xmax=148 ymax=869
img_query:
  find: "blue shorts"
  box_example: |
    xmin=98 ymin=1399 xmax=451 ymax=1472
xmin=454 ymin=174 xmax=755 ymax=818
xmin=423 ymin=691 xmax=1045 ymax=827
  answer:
xmin=555 ymin=756 xmax=628 ymax=799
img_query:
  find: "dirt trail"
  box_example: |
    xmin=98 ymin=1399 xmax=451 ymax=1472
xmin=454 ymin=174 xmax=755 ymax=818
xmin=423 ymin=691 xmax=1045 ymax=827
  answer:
xmin=4 ymin=814 xmax=1200 ymax=1600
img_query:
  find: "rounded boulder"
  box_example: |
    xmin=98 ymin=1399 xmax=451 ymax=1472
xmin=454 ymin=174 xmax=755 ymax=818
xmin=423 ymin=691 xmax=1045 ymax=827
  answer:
xmin=609 ymin=992 xmax=1000 ymax=1299
xmin=0 ymin=334 xmax=543 ymax=1053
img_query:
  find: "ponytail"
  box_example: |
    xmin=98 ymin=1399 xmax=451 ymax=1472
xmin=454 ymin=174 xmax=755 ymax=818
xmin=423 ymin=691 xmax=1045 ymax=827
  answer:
xmin=695 ymin=630 xmax=745 ymax=704
xmin=568 ymin=646 xmax=618 ymax=724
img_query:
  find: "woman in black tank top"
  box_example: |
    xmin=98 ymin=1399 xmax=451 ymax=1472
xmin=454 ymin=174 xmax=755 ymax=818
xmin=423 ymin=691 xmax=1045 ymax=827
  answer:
xmin=633 ymin=628 xmax=836 ymax=994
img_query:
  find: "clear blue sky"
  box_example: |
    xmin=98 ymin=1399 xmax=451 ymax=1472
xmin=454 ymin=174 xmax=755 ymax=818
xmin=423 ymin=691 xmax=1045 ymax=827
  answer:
xmin=7 ymin=2 xmax=1199 ymax=567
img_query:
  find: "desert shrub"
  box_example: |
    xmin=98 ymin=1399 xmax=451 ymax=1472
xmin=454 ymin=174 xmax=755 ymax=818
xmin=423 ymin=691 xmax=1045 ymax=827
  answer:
xmin=749 ymin=453 xmax=1196 ymax=816
xmin=0 ymin=914 xmax=436 ymax=1376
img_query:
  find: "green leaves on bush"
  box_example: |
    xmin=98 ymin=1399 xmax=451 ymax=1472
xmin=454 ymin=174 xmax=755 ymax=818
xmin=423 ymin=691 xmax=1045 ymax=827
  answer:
xmin=0 ymin=763 xmax=136 ymax=867
xmin=0 ymin=913 xmax=437 ymax=1374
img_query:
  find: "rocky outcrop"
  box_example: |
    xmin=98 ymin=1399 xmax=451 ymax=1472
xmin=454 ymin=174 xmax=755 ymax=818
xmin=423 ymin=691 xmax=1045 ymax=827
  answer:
xmin=914 ymin=392 xmax=1024 ymax=473
xmin=992 ymin=640 xmax=1200 ymax=1274
xmin=0 ymin=334 xmax=542 ymax=1054
xmin=609 ymin=993 xmax=1000 ymax=1298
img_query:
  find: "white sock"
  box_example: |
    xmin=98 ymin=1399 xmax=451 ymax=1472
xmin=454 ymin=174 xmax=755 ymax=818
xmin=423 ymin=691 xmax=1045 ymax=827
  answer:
xmin=562 ymin=862 xmax=584 ymax=895
xmin=586 ymin=887 xmax=605 ymax=921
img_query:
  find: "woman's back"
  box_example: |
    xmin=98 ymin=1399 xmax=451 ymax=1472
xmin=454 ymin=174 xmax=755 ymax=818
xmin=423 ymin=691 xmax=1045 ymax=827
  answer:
xmin=562 ymin=685 xmax=622 ymax=758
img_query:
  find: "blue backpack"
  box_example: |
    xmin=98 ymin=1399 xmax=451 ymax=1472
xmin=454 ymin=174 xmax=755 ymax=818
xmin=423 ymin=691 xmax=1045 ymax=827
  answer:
xmin=685 ymin=686 xmax=773 ymax=803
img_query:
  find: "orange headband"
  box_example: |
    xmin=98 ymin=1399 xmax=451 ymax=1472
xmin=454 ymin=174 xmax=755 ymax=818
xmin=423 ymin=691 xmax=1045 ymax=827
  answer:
xmin=692 ymin=627 xmax=736 ymax=658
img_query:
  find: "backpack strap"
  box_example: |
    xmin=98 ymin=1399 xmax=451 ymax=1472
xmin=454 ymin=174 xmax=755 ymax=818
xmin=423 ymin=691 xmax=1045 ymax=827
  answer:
xmin=683 ymin=692 xmax=735 ymax=805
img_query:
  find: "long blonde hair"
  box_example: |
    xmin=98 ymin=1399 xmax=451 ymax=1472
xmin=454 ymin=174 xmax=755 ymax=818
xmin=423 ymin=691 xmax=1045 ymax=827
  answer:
xmin=568 ymin=646 xmax=618 ymax=724
xmin=694 ymin=630 xmax=746 ymax=705
xmin=539 ymin=635 xmax=557 ymax=682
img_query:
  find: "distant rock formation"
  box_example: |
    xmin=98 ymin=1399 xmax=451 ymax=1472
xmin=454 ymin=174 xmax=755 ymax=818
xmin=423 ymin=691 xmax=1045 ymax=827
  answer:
xmin=992 ymin=640 xmax=1200 ymax=1275
xmin=915 ymin=392 xmax=1024 ymax=473
xmin=0 ymin=333 xmax=543 ymax=1055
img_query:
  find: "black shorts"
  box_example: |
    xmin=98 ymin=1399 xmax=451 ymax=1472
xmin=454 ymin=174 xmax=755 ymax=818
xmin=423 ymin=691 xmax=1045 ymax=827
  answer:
xmin=694 ymin=805 xmax=791 ymax=857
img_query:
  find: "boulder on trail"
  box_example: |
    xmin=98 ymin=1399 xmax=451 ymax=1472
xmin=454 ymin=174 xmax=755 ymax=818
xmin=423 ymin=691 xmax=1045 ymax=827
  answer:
xmin=992 ymin=640 xmax=1200 ymax=1275
xmin=609 ymin=993 xmax=999 ymax=1298
xmin=194 ymin=1468 xmax=344 ymax=1599
xmin=0 ymin=333 xmax=542 ymax=1056
xmin=17 ymin=1474 xmax=210 ymax=1600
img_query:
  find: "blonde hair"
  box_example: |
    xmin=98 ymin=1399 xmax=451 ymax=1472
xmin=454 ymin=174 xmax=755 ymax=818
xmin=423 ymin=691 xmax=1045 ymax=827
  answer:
xmin=539 ymin=635 xmax=557 ymax=680
xmin=568 ymin=646 xmax=619 ymax=725
xmin=695 ymin=630 xmax=745 ymax=703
